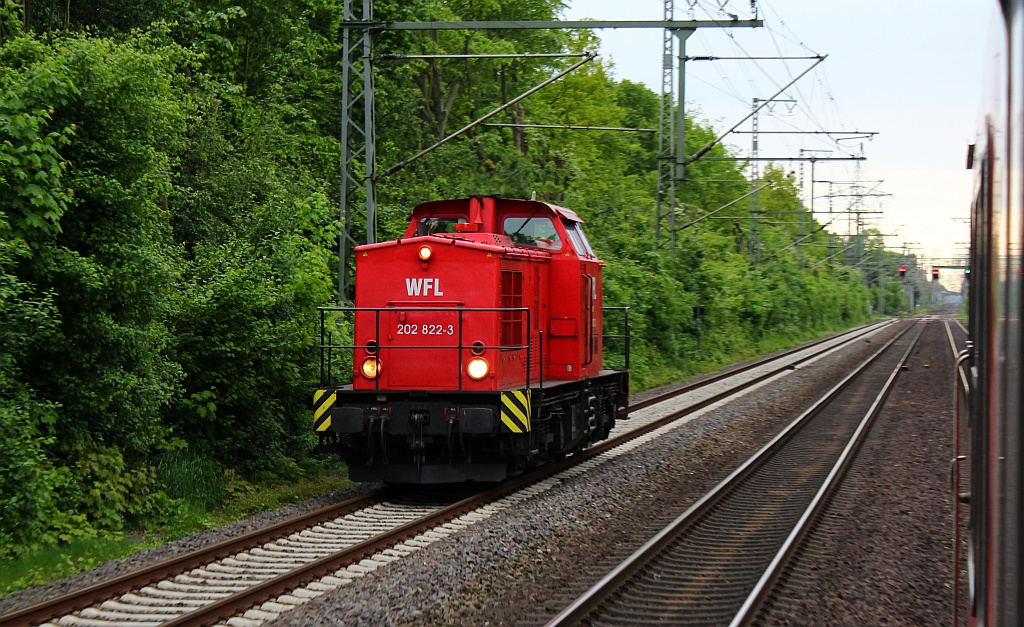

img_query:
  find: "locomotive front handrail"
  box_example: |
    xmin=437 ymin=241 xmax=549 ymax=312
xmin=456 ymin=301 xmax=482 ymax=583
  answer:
xmin=318 ymin=304 xmax=629 ymax=391
xmin=317 ymin=306 xmax=536 ymax=391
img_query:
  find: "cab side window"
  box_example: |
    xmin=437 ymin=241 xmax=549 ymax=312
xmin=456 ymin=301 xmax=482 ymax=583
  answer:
xmin=417 ymin=217 xmax=467 ymax=236
xmin=503 ymin=217 xmax=562 ymax=250
xmin=563 ymin=221 xmax=596 ymax=257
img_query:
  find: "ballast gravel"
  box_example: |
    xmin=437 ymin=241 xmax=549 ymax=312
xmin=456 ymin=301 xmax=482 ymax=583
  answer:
xmin=0 ymin=483 xmax=379 ymax=617
xmin=1 ymin=319 xmax=956 ymax=627
xmin=265 ymin=320 xmax=951 ymax=627
xmin=755 ymin=320 xmax=956 ymax=626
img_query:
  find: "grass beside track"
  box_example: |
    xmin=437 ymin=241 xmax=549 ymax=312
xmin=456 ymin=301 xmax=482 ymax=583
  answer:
xmin=0 ymin=473 xmax=356 ymax=596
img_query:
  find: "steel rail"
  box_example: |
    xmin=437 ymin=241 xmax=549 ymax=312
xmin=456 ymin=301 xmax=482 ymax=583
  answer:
xmin=1 ymin=320 xmax=891 ymax=627
xmin=953 ymin=316 xmax=968 ymax=336
xmin=159 ymin=474 xmax=554 ymax=627
xmin=545 ymin=321 xmax=915 ymax=626
xmin=159 ymin=321 xmax=892 ymax=626
xmin=945 ymin=318 xmax=970 ymax=395
xmin=945 ymin=317 xmax=971 ymax=627
xmin=0 ymin=493 xmax=387 ymax=627
xmin=164 ymin=319 xmax=894 ymax=626
xmin=729 ymin=321 xmax=926 ymax=625
xmin=629 ymin=319 xmax=891 ymax=412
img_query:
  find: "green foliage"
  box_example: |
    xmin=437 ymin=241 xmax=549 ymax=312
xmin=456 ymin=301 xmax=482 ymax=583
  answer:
xmin=67 ymin=440 xmax=172 ymax=530
xmin=0 ymin=215 xmax=90 ymax=557
xmin=0 ymin=469 xmax=353 ymax=594
xmin=157 ymin=448 xmax=226 ymax=510
xmin=0 ymin=533 xmax=163 ymax=595
xmin=0 ymin=0 xmax=23 ymax=41
xmin=213 ymin=473 xmax=354 ymax=521
xmin=0 ymin=0 xmax=882 ymax=559
xmin=13 ymin=32 xmax=189 ymax=463
xmin=0 ymin=36 xmax=76 ymax=242
xmin=170 ymin=227 xmax=333 ymax=476
xmin=168 ymin=84 xmax=337 ymax=475
xmin=0 ymin=27 xmax=190 ymax=554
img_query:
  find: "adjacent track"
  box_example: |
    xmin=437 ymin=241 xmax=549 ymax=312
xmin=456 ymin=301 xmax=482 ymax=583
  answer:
xmin=546 ymin=320 xmax=922 ymax=627
xmin=732 ymin=317 xmax=965 ymax=626
xmin=0 ymin=321 xmax=893 ymax=627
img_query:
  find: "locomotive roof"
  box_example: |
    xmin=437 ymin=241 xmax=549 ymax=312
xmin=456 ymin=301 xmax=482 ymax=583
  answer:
xmin=354 ymin=196 xmax=601 ymax=262
xmin=409 ymin=197 xmax=585 ymax=223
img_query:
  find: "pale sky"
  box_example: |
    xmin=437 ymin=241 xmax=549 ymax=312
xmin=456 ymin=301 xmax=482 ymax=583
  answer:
xmin=562 ymin=0 xmax=992 ymax=278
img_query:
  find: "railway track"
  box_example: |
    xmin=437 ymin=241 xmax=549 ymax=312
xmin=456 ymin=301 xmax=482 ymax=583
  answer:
xmin=739 ymin=318 xmax=964 ymax=626
xmin=0 ymin=320 xmax=894 ymax=627
xmin=546 ymin=319 xmax=923 ymax=627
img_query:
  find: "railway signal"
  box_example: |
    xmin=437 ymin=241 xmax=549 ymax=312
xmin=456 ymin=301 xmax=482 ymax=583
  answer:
xmin=898 ymin=266 xmax=907 ymax=278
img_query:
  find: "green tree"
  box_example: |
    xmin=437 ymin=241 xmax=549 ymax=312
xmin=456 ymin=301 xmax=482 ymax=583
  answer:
xmin=1 ymin=27 xmax=188 ymax=536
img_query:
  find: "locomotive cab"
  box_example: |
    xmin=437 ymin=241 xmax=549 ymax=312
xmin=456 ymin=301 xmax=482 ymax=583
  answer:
xmin=314 ymin=197 xmax=629 ymax=483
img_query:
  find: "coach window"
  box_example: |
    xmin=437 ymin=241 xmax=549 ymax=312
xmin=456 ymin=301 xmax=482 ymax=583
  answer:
xmin=503 ymin=216 xmax=563 ymax=250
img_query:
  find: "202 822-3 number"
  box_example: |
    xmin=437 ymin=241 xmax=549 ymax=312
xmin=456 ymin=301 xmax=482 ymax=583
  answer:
xmin=396 ymin=324 xmax=455 ymax=335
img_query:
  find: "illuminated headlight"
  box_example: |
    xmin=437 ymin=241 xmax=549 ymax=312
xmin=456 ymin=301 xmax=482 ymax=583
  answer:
xmin=361 ymin=357 xmax=381 ymax=379
xmin=466 ymin=357 xmax=489 ymax=380
xmin=418 ymin=245 xmax=433 ymax=261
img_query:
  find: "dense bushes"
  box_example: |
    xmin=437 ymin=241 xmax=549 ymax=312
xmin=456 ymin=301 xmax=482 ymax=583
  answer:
xmin=0 ymin=7 xmax=339 ymax=553
xmin=0 ymin=232 xmax=74 ymax=553
xmin=0 ymin=0 xmax=876 ymax=557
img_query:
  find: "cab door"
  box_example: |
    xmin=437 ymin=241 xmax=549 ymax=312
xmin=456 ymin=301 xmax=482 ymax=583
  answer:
xmin=579 ymin=262 xmax=603 ymax=375
xmin=564 ymin=219 xmax=603 ymax=376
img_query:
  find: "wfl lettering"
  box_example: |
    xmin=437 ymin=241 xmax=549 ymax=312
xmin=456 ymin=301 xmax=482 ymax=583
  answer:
xmin=405 ymin=278 xmax=445 ymax=296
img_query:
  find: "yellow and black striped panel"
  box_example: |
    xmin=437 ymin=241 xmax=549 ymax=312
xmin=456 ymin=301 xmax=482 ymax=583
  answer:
xmin=500 ymin=390 xmax=531 ymax=433
xmin=313 ymin=389 xmax=336 ymax=433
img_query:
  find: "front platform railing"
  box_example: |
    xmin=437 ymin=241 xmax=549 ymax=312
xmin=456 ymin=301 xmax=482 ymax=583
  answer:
xmin=317 ymin=306 xmax=534 ymax=391
xmin=317 ymin=305 xmax=630 ymax=390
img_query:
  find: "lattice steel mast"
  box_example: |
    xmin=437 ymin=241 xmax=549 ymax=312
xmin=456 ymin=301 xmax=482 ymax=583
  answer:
xmin=656 ymin=0 xmax=675 ymax=250
xmin=339 ymin=0 xmax=376 ymax=300
xmin=337 ymin=4 xmax=761 ymax=299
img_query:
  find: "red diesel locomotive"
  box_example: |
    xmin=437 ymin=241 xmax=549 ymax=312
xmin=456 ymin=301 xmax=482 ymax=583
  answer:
xmin=314 ymin=196 xmax=630 ymax=483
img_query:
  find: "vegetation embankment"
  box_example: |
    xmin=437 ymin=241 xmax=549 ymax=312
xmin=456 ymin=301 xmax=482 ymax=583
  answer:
xmin=0 ymin=0 xmax=917 ymax=590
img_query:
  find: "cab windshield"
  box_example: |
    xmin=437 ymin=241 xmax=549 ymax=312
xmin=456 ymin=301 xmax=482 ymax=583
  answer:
xmin=503 ymin=216 xmax=562 ymax=250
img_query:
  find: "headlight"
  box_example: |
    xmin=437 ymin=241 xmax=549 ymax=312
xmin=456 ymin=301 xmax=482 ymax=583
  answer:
xmin=418 ymin=245 xmax=433 ymax=261
xmin=361 ymin=357 xmax=381 ymax=379
xmin=466 ymin=357 xmax=489 ymax=380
